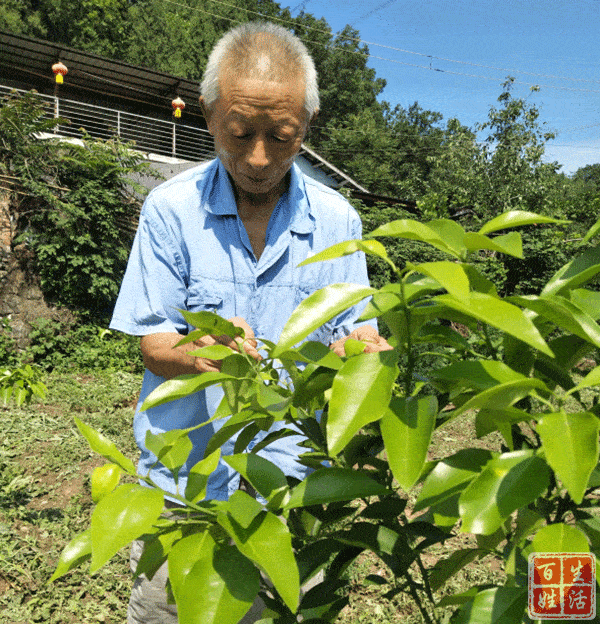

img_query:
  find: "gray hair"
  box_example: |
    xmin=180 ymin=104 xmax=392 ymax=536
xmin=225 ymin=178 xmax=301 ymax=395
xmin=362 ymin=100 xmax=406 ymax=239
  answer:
xmin=200 ymin=21 xmax=320 ymax=117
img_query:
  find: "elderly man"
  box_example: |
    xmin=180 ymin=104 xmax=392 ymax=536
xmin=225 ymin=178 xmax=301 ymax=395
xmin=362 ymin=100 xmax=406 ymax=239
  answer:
xmin=110 ymin=20 xmax=390 ymax=624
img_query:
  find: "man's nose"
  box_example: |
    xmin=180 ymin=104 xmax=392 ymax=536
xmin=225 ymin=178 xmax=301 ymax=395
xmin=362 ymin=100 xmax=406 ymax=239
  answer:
xmin=247 ymin=137 xmax=269 ymax=169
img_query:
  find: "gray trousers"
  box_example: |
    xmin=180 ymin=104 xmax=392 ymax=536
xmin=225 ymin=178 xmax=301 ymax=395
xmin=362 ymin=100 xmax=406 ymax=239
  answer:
xmin=127 ymin=539 xmax=267 ymax=624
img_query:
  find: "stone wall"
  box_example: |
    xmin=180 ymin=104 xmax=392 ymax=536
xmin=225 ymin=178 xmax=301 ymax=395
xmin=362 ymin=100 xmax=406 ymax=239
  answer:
xmin=0 ymin=189 xmax=71 ymax=350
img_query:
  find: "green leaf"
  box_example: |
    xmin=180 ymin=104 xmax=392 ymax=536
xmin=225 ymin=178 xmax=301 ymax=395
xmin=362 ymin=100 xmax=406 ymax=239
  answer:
xmin=169 ymin=532 xmax=259 ymax=624
xmin=49 ymin=529 xmax=92 ymax=582
xmin=178 ymin=310 xmax=244 ymax=339
xmin=414 ymin=449 xmax=493 ymax=515
xmin=531 ymin=523 xmax=590 ymax=553
xmin=141 ymin=372 xmax=234 ymax=411
xmin=459 ymin=451 xmax=550 ymax=535
xmin=297 ymin=238 xmax=392 ymax=266
xmin=478 ymin=210 xmax=567 ymax=235
xmin=451 ymin=377 xmax=550 ymax=419
xmin=186 ymin=345 xmax=237 ymax=359
xmin=218 ymin=490 xmax=299 ymax=612
xmin=223 ymin=454 xmax=288 ymax=502
xmin=542 ymin=244 xmax=600 ymax=297
xmin=409 ymin=261 xmax=471 ymax=300
xmin=428 ymin=548 xmax=480 ymax=593
xmin=537 ymin=411 xmax=600 ymax=504
xmin=452 ymin=587 xmax=528 ymax=623
xmin=431 ymin=360 xmax=529 ymax=393
xmin=91 ymin=463 xmax=122 ymax=503
xmin=569 ymin=365 xmax=600 ymax=394
xmin=510 ymin=294 xmax=600 ymax=347
xmin=327 ymin=351 xmax=398 ymax=455
xmin=185 ymin=449 xmax=221 ymax=503
xmin=435 ymin=292 xmax=553 ymax=356
xmin=272 ymin=283 xmax=376 ymax=357
xmin=145 ymin=429 xmax=193 ymax=482
xmin=474 ymin=407 xmax=531 ymax=450
xmin=583 ymin=216 xmax=600 ymax=244
xmin=367 ymin=218 xmax=465 ymax=258
xmin=285 ymin=468 xmax=389 ymax=509
xmin=74 ymin=417 xmax=136 ymax=475
xmin=276 ymin=341 xmax=344 ymax=370
xmin=463 ymin=231 xmax=523 ymax=258
xmin=569 ymin=288 xmax=600 ymax=320
xmin=90 ymin=484 xmax=164 ymax=572
xmin=381 ymin=396 xmax=437 ymax=491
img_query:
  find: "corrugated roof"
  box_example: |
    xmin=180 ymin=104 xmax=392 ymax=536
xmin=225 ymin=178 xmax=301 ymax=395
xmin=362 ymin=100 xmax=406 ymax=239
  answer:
xmin=0 ymin=30 xmax=204 ymax=120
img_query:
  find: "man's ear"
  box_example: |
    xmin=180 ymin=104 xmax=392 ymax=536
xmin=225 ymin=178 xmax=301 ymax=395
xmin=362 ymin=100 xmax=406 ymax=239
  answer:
xmin=199 ymin=96 xmax=213 ymax=133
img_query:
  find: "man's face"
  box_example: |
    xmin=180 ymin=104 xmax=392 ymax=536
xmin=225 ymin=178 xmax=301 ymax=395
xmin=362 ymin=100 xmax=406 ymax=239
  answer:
xmin=203 ymin=72 xmax=310 ymax=199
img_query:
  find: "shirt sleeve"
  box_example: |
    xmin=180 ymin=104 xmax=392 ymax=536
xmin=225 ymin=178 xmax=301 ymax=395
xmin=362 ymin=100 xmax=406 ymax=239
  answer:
xmin=109 ymin=195 xmax=189 ymax=336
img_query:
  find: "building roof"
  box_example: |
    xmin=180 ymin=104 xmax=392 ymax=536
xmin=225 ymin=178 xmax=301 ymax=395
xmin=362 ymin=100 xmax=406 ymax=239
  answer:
xmin=0 ymin=29 xmax=205 ymax=122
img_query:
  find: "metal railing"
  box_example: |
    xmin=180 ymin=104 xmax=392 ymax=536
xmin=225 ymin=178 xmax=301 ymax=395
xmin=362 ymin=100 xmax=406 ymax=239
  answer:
xmin=0 ymin=85 xmax=215 ymax=162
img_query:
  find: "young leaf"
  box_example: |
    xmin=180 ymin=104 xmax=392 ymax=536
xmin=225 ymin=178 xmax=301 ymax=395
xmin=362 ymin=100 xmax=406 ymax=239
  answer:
xmin=531 ymin=523 xmax=590 ymax=553
xmin=536 ymin=412 xmax=600 ymax=504
xmin=141 ymin=372 xmax=234 ymax=411
xmin=408 ymin=261 xmax=471 ymax=300
xmin=478 ymin=210 xmax=567 ymax=235
xmin=451 ymin=587 xmax=528 ymax=623
xmin=185 ymin=449 xmax=221 ymax=503
xmin=297 ymin=238 xmax=392 ymax=267
xmin=414 ymin=449 xmax=493 ymax=513
xmin=169 ymin=532 xmax=259 ymax=624
xmin=381 ymin=396 xmax=437 ymax=492
xmin=145 ymin=429 xmax=193 ymax=482
xmin=285 ymin=468 xmax=389 ymax=509
xmin=568 ymin=364 xmax=600 ymax=395
xmin=435 ymin=292 xmax=553 ymax=356
xmin=218 ymin=491 xmax=300 ymax=613
xmin=91 ymin=463 xmax=122 ymax=503
xmin=90 ymin=484 xmax=164 ymax=572
xmin=272 ymin=283 xmax=376 ymax=357
xmin=223 ymin=453 xmax=288 ymax=501
xmin=542 ymin=244 xmax=600 ymax=297
xmin=367 ymin=219 xmax=464 ymax=258
xmin=178 ymin=310 xmax=243 ymax=339
xmin=510 ymin=294 xmax=600 ymax=347
xmin=327 ymin=351 xmax=398 ymax=456
xmin=459 ymin=451 xmax=550 ymax=535
xmin=463 ymin=231 xmax=524 ymax=258
xmin=74 ymin=417 xmax=136 ymax=475
xmin=49 ymin=529 xmax=92 ymax=582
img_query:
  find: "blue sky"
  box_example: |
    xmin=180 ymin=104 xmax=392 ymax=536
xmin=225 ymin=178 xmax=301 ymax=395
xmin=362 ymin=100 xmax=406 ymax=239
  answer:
xmin=289 ymin=0 xmax=600 ymax=175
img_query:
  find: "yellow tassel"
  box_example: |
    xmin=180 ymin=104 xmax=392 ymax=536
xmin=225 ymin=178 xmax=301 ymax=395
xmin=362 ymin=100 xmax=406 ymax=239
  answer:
xmin=55 ymin=74 xmax=63 ymax=84
xmin=174 ymin=109 xmax=181 ymax=118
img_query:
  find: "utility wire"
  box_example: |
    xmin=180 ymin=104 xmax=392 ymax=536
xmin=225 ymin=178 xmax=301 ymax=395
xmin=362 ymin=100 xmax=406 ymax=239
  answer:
xmin=163 ymin=0 xmax=600 ymax=87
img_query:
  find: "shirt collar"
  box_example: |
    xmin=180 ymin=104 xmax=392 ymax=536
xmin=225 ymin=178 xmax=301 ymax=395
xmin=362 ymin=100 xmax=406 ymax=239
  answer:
xmin=203 ymin=158 xmax=315 ymax=234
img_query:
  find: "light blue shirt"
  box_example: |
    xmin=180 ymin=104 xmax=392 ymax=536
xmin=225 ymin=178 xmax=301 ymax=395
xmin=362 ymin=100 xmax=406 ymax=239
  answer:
xmin=110 ymin=159 xmax=372 ymax=500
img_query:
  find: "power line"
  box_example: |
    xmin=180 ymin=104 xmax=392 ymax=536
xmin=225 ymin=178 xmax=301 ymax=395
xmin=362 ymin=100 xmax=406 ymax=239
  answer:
xmin=164 ymin=0 xmax=600 ymax=88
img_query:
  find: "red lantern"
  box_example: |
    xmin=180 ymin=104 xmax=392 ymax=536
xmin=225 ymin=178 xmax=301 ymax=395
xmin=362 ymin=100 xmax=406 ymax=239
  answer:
xmin=52 ymin=61 xmax=68 ymax=84
xmin=172 ymin=96 xmax=185 ymax=119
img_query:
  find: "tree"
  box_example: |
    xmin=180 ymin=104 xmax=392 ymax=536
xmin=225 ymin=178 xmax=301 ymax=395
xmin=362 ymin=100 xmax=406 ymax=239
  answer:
xmin=1 ymin=91 xmax=153 ymax=318
xmin=52 ymin=210 xmax=600 ymax=624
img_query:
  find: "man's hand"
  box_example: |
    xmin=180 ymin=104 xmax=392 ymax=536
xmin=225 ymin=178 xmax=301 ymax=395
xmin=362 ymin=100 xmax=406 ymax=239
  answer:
xmin=191 ymin=316 xmax=261 ymax=373
xmin=140 ymin=316 xmax=261 ymax=379
xmin=329 ymin=325 xmax=393 ymax=357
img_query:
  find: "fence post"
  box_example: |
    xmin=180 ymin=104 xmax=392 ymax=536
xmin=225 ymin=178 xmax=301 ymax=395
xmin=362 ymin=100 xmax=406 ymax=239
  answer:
xmin=172 ymin=122 xmax=177 ymax=157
